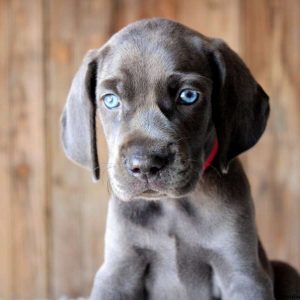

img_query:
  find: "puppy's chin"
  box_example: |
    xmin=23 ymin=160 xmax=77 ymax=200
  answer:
xmin=110 ymin=185 xmax=165 ymax=202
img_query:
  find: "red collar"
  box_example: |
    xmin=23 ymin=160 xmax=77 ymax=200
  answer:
xmin=203 ymin=137 xmax=219 ymax=171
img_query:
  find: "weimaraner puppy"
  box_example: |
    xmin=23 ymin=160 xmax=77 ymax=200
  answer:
xmin=61 ymin=18 xmax=300 ymax=300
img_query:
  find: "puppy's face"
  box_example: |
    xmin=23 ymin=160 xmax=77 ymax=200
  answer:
xmin=96 ymin=25 xmax=215 ymax=201
xmin=61 ymin=19 xmax=269 ymax=202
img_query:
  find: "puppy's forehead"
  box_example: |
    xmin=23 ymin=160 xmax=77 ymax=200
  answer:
xmin=99 ymin=19 xmax=211 ymax=84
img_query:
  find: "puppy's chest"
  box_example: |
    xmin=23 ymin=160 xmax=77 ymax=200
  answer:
xmin=126 ymin=199 xmax=219 ymax=299
xmin=127 ymin=197 xmax=222 ymax=257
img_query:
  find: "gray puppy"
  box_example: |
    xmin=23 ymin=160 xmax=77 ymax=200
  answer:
xmin=61 ymin=18 xmax=300 ymax=300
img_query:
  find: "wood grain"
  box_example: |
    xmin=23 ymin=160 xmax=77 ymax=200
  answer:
xmin=8 ymin=0 xmax=47 ymax=298
xmin=178 ymin=0 xmax=241 ymax=53
xmin=0 ymin=0 xmax=299 ymax=298
xmin=0 ymin=0 xmax=12 ymax=298
xmin=241 ymin=0 xmax=300 ymax=269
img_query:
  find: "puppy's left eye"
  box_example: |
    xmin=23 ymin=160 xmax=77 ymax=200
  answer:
xmin=103 ymin=94 xmax=120 ymax=109
xmin=178 ymin=89 xmax=199 ymax=105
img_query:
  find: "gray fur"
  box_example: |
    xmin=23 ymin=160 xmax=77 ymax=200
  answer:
xmin=61 ymin=18 xmax=300 ymax=300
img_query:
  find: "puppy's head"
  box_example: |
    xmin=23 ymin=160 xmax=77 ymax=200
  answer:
xmin=61 ymin=19 xmax=269 ymax=201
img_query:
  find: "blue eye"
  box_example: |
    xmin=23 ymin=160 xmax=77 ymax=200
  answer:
xmin=178 ymin=89 xmax=199 ymax=105
xmin=103 ymin=94 xmax=120 ymax=109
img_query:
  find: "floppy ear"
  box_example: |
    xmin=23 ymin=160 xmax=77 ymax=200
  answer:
xmin=210 ymin=39 xmax=270 ymax=173
xmin=60 ymin=49 xmax=100 ymax=181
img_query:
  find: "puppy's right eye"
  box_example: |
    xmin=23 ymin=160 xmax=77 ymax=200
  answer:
xmin=102 ymin=94 xmax=120 ymax=109
xmin=178 ymin=89 xmax=199 ymax=105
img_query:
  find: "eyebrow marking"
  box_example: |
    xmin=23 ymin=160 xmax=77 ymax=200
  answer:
xmin=99 ymin=69 xmax=135 ymax=99
xmin=100 ymin=78 xmax=123 ymax=95
xmin=170 ymin=72 xmax=212 ymax=84
xmin=167 ymin=72 xmax=213 ymax=94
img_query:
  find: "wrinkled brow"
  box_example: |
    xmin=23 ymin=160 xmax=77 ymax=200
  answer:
xmin=167 ymin=72 xmax=213 ymax=93
xmin=99 ymin=78 xmax=124 ymax=94
xmin=99 ymin=76 xmax=136 ymax=99
xmin=169 ymin=72 xmax=212 ymax=84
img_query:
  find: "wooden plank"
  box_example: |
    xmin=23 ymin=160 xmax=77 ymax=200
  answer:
xmin=46 ymin=0 xmax=112 ymax=297
xmin=280 ymin=0 xmax=300 ymax=270
xmin=177 ymin=0 xmax=241 ymax=53
xmin=0 ymin=0 xmax=12 ymax=298
xmin=104 ymin=0 xmax=178 ymax=33
xmin=242 ymin=0 xmax=300 ymax=271
xmin=9 ymin=0 xmax=47 ymax=298
xmin=240 ymin=0 xmax=276 ymax=255
xmin=46 ymin=1 xmax=84 ymax=296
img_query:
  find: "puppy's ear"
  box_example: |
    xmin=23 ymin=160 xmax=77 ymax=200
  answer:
xmin=60 ymin=49 xmax=100 ymax=181
xmin=210 ymin=39 xmax=270 ymax=173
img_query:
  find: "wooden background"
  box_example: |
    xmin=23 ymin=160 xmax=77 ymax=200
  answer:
xmin=0 ymin=0 xmax=299 ymax=299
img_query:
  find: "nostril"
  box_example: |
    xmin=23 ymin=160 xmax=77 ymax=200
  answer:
xmin=131 ymin=167 xmax=141 ymax=174
xmin=125 ymin=152 xmax=171 ymax=179
xmin=150 ymin=166 xmax=160 ymax=175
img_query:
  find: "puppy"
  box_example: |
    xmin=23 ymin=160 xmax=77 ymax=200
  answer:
xmin=61 ymin=18 xmax=300 ymax=300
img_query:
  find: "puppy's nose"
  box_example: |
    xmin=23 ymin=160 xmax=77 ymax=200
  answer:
xmin=126 ymin=154 xmax=169 ymax=180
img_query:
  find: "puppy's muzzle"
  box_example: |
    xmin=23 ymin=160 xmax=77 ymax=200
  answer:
xmin=123 ymin=143 xmax=175 ymax=181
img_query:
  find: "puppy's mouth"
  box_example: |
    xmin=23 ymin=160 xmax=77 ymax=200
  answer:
xmin=142 ymin=189 xmax=157 ymax=195
xmin=110 ymin=164 xmax=201 ymax=201
xmin=138 ymin=189 xmax=164 ymax=200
